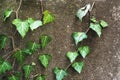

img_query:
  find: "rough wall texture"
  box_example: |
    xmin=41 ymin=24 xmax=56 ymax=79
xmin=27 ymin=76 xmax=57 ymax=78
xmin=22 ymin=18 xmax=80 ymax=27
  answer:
xmin=0 ymin=0 xmax=120 ymax=80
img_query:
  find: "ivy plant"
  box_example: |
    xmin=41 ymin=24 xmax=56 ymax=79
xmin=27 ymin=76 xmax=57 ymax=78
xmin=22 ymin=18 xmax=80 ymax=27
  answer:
xmin=54 ymin=67 xmax=67 ymax=80
xmin=4 ymin=9 xmax=54 ymax=38
xmin=72 ymin=62 xmax=84 ymax=74
xmin=0 ymin=57 xmax=12 ymax=74
xmin=23 ymin=64 xmax=34 ymax=78
xmin=72 ymin=32 xmax=87 ymax=45
xmin=8 ymin=72 xmax=21 ymax=80
xmin=53 ymin=2 xmax=108 ymax=80
xmin=39 ymin=54 xmax=52 ymax=68
xmin=39 ymin=34 xmax=52 ymax=49
xmin=90 ymin=17 xmax=108 ymax=37
xmin=35 ymin=75 xmax=46 ymax=80
xmin=3 ymin=9 xmax=13 ymax=21
xmin=0 ymin=34 xmax=8 ymax=50
xmin=66 ymin=51 xmax=78 ymax=63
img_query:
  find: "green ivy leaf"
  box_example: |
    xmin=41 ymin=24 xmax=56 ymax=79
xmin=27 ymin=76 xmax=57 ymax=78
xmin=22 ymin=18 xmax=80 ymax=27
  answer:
xmin=43 ymin=10 xmax=55 ymax=24
xmin=8 ymin=75 xmax=19 ymax=80
xmin=4 ymin=9 xmax=13 ymax=21
xmin=12 ymin=19 xmax=29 ymax=38
xmin=72 ymin=62 xmax=84 ymax=73
xmin=100 ymin=20 xmax=108 ymax=28
xmin=23 ymin=64 xmax=33 ymax=78
xmin=8 ymin=72 xmax=21 ymax=80
xmin=0 ymin=35 xmax=8 ymax=50
xmin=13 ymin=50 xmax=25 ymax=64
xmin=23 ymin=42 xmax=40 ymax=55
xmin=36 ymin=75 xmax=46 ymax=80
xmin=0 ymin=58 xmax=12 ymax=74
xmin=54 ymin=67 xmax=67 ymax=80
xmin=72 ymin=32 xmax=87 ymax=45
xmin=66 ymin=52 xmax=78 ymax=63
xmin=76 ymin=4 xmax=91 ymax=21
xmin=27 ymin=18 xmax=35 ymax=24
xmin=39 ymin=34 xmax=52 ymax=49
xmin=30 ymin=20 xmax=42 ymax=31
xmin=39 ymin=54 xmax=51 ymax=68
xmin=90 ymin=17 xmax=97 ymax=23
xmin=90 ymin=23 xmax=102 ymax=37
xmin=78 ymin=46 xmax=90 ymax=58
xmin=22 ymin=49 xmax=32 ymax=55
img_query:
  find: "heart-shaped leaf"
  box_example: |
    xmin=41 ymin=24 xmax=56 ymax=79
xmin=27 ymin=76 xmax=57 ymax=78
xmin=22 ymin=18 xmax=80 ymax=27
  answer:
xmin=72 ymin=62 xmax=84 ymax=73
xmin=78 ymin=46 xmax=90 ymax=58
xmin=12 ymin=19 xmax=29 ymax=38
xmin=30 ymin=20 xmax=42 ymax=31
xmin=13 ymin=50 xmax=25 ymax=64
xmin=23 ymin=42 xmax=40 ymax=55
xmin=39 ymin=34 xmax=52 ymax=49
xmin=100 ymin=20 xmax=108 ymax=28
xmin=72 ymin=32 xmax=87 ymax=45
xmin=76 ymin=4 xmax=91 ymax=21
xmin=66 ymin=52 xmax=78 ymax=63
xmin=0 ymin=35 xmax=8 ymax=50
xmin=54 ymin=67 xmax=67 ymax=80
xmin=90 ymin=23 xmax=102 ymax=37
xmin=0 ymin=58 xmax=12 ymax=74
xmin=35 ymin=75 xmax=46 ymax=80
xmin=4 ymin=9 xmax=13 ymax=21
xmin=39 ymin=54 xmax=52 ymax=68
xmin=23 ymin=64 xmax=33 ymax=78
xmin=43 ymin=10 xmax=55 ymax=24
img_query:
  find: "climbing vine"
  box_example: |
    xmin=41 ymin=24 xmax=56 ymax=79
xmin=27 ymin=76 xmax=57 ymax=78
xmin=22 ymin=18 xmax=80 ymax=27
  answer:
xmin=0 ymin=1 xmax=108 ymax=80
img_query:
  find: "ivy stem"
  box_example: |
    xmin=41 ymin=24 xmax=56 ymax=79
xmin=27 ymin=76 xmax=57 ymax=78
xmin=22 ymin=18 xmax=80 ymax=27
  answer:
xmin=65 ymin=62 xmax=73 ymax=70
xmin=12 ymin=58 xmax=16 ymax=69
xmin=85 ymin=1 xmax=95 ymax=34
xmin=16 ymin=0 xmax=22 ymax=18
xmin=9 ymin=36 xmax=15 ymax=50
xmin=40 ymin=0 xmax=43 ymax=19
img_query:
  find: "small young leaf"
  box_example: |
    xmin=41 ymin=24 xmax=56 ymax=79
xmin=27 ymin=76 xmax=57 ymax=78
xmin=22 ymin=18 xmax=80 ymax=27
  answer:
xmin=43 ymin=10 xmax=55 ymax=24
xmin=72 ymin=32 xmax=87 ymax=45
xmin=12 ymin=19 xmax=29 ymax=38
xmin=72 ymin=62 xmax=84 ymax=73
xmin=31 ymin=62 xmax=36 ymax=66
xmin=30 ymin=20 xmax=42 ymax=31
xmin=66 ymin=52 xmax=78 ymax=63
xmin=23 ymin=64 xmax=33 ymax=78
xmin=0 ymin=35 xmax=8 ymax=50
xmin=39 ymin=54 xmax=51 ymax=68
xmin=39 ymin=34 xmax=52 ymax=49
xmin=23 ymin=42 xmax=40 ymax=55
xmin=100 ymin=20 xmax=108 ymax=28
xmin=35 ymin=75 xmax=46 ymax=80
xmin=90 ymin=17 xmax=97 ymax=23
xmin=90 ymin=23 xmax=102 ymax=37
xmin=22 ymin=49 xmax=32 ymax=55
xmin=76 ymin=4 xmax=91 ymax=21
xmin=0 ymin=58 xmax=12 ymax=74
xmin=78 ymin=46 xmax=90 ymax=58
xmin=4 ymin=9 xmax=13 ymax=21
xmin=27 ymin=18 xmax=35 ymax=24
xmin=54 ymin=67 xmax=67 ymax=80
xmin=13 ymin=50 xmax=25 ymax=64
